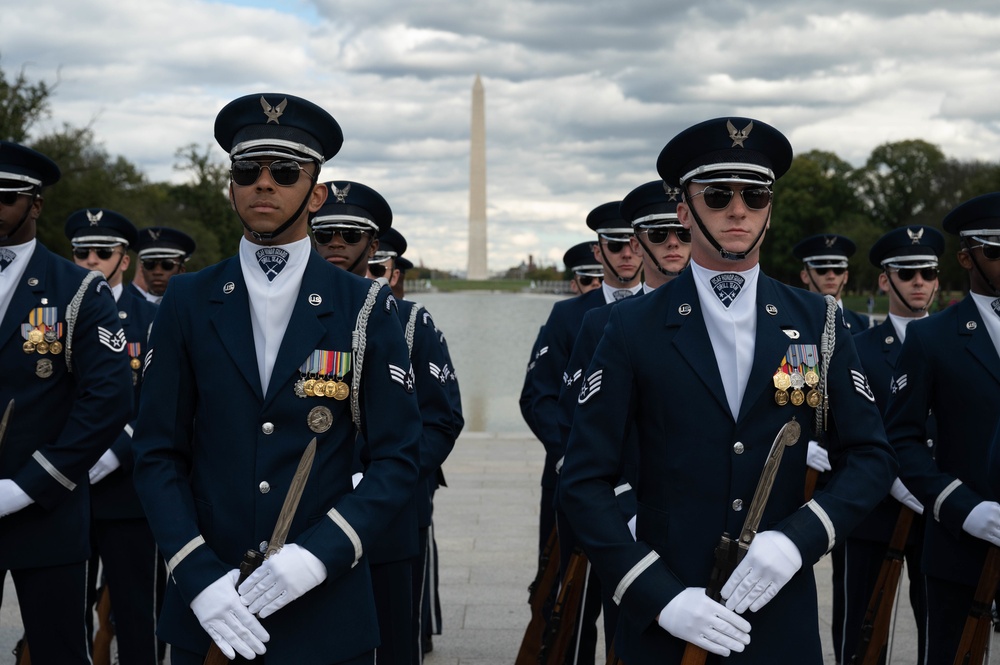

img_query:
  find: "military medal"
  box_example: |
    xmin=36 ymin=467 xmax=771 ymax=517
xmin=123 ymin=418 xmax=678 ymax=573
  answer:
xmin=773 ymin=370 xmax=791 ymax=391
xmin=790 ymin=389 xmax=805 ymax=406
xmin=303 ymin=378 xmax=317 ymax=397
xmin=775 ymin=389 xmax=789 ymax=406
xmin=789 ymin=371 xmax=805 ymax=390
xmin=806 ymin=389 xmax=822 ymax=408
xmin=313 ymin=378 xmax=327 ymax=396
xmin=28 ymin=329 xmax=44 ymax=344
xmin=323 ymin=382 xmax=338 ymax=398
xmin=130 ymin=357 xmax=141 ymax=370
xmin=332 ymin=381 xmax=350 ymax=401
xmin=36 ymin=358 xmax=54 ymax=378
xmin=35 ymin=341 xmax=49 ymax=355
xmin=294 ymin=378 xmax=308 ymax=398
xmin=307 ymin=405 xmax=333 ymax=433
xmin=22 ymin=341 xmax=35 ymax=354
xmin=298 ymin=349 xmax=352 ymax=399
xmin=804 ymin=370 xmax=819 ymax=387
xmin=44 ymin=329 xmax=57 ymax=343
xmin=49 ymin=341 xmax=63 ymax=355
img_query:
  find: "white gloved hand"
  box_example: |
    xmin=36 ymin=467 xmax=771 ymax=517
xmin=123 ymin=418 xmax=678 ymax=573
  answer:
xmin=627 ymin=514 xmax=637 ymax=541
xmin=721 ymin=531 xmax=802 ymax=613
xmin=88 ymin=449 xmax=121 ymax=484
xmin=889 ymin=478 xmax=924 ymax=514
xmin=351 ymin=472 xmax=364 ymax=489
xmin=657 ymin=587 xmax=751 ymax=656
xmin=806 ymin=440 xmax=831 ymax=472
xmin=0 ymin=479 xmax=34 ymax=518
xmin=239 ymin=543 xmax=327 ymax=618
xmin=190 ymin=569 xmax=269 ymax=660
xmin=962 ymin=501 xmax=1000 ymax=547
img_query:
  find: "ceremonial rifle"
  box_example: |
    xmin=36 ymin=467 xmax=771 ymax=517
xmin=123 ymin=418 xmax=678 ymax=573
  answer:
xmin=952 ymin=544 xmax=1000 ymax=665
xmin=92 ymin=583 xmax=115 ymax=665
xmin=539 ymin=547 xmax=588 ymax=665
xmin=515 ymin=526 xmax=561 ymax=665
xmin=0 ymin=399 xmax=12 ymax=454
xmin=849 ymin=506 xmax=915 ymax=665
xmin=203 ymin=438 xmax=317 ymax=665
xmin=680 ymin=419 xmax=801 ymax=665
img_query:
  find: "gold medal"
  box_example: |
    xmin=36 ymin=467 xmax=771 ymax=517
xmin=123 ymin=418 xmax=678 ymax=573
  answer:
xmin=333 ymin=381 xmax=350 ymax=401
xmin=775 ymin=389 xmax=789 ymax=406
xmin=773 ymin=371 xmax=791 ymax=391
xmin=28 ymin=329 xmax=44 ymax=344
xmin=790 ymin=389 xmax=805 ymax=406
xmin=49 ymin=340 xmax=63 ymax=355
xmin=36 ymin=358 xmax=54 ymax=378
xmin=23 ymin=341 xmax=35 ymax=354
xmin=130 ymin=357 xmax=141 ymax=370
xmin=303 ymin=379 xmax=317 ymax=397
xmin=806 ymin=389 xmax=822 ymax=408
xmin=323 ymin=381 xmax=338 ymax=398
xmin=804 ymin=370 xmax=819 ymax=387
xmin=313 ymin=379 xmax=327 ymax=397
xmin=307 ymin=405 xmax=333 ymax=433
xmin=35 ymin=341 xmax=49 ymax=355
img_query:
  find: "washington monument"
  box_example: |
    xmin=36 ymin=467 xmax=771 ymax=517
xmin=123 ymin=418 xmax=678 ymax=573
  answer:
xmin=467 ymin=75 xmax=488 ymax=279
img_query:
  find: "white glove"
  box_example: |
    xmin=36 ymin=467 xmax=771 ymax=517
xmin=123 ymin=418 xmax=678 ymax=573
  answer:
xmin=351 ymin=472 xmax=363 ymax=489
xmin=889 ymin=478 xmax=924 ymax=515
xmin=627 ymin=514 xmax=637 ymax=541
xmin=190 ymin=569 xmax=269 ymax=660
xmin=806 ymin=440 xmax=831 ymax=472
xmin=239 ymin=543 xmax=327 ymax=618
xmin=721 ymin=531 xmax=802 ymax=614
xmin=88 ymin=449 xmax=121 ymax=484
xmin=0 ymin=479 xmax=34 ymax=518
xmin=657 ymin=587 xmax=751 ymax=656
xmin=962 ymin=501 xmax=1000 ymax=547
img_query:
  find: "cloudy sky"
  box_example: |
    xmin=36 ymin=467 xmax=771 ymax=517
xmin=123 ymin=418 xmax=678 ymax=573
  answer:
xmin=4 ymin=1 xmax=1000 ymax=272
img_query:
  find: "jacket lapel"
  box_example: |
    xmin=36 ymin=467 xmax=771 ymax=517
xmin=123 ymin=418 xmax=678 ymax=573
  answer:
xmin=0 ymin=245 xmax=48 ymax=349
xmin=960 ymin=298 xmax=1000 ymax=386
xmin=209 ymin=258 xmax=263 ymax=401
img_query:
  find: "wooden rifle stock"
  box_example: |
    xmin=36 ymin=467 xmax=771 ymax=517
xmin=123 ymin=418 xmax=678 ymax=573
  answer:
xmin=679 ymin=532 xmax=746 ymax=665
xmin=516 ymin=527 xmax=561 ymax=665
xmin=203 ymin=549 xmax=265 ymax=665
xmin=92 ymin=584 xmax=115 ymax=665
xmin=850 ymin=506 xmax=915 ymax=665
xmin=12 ymin=637 xmax=30 ymax=665
xmin=539 ymin=548 xmax=587 ymax=665
xmin=803 ymin=467 xmax=819 ymax=502
xmin=951 ymin=544 xmax=1000 ymax=665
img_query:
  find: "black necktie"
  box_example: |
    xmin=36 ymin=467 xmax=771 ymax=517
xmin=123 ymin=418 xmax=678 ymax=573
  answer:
xmin=0 ymin=248 xmax=15 ymax=272
xmin=710 ymin=273 xmax=745 ymax=308
xmin=256 ymin=248 xmax=289 ymax=282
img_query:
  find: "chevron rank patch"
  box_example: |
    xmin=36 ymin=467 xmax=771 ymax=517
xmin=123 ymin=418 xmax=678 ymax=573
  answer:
xmin=563 ymin=369 xmax=582 ymax=389
xmin=851 ymin=368 xmax=875 ymax=402
xmin=429 ymin=362 xmax=453 ymax=385
xmin=389 ymin=363 xmax=415 ymax=393
xmin=535 ymin=346 xmax=548 ymax=359
xmin=385 ymin=294 xmax=397 ymax=313
xmin=577 ymin=369 xmax=603 ymax=404
xmin=98 ymin=326 xmax=127 ymax=353
xmin=890 ymin=373 xmax=908 ymax=394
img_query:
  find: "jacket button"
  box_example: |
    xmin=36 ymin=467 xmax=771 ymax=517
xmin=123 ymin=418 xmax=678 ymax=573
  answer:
xmin=259 ymin=481 xmax=270 ymax=494
xmin=261 ymin=422 xmax=274 ymax=435
xmin=732 ymin=499 xmax=743 ymax=511
xmin=259 ymin=540 xmax=268 ymax=553
xmin=733 ymin=442 xmax=745 ymax=454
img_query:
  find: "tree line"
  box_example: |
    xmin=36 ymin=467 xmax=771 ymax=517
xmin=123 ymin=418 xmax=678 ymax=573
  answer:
xmin=5 ymin=63 xmax=1000 ymax=294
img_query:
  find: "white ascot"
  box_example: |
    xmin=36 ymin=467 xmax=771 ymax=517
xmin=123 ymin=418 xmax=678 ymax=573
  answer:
xmin=601 ymin=282 xmax=642 ymax=304
xmin=691 ymin=261 xmax=760 ymax=419
xmin=240 ymin=236 xmax=312 ymax=395
xmin=0 ymin=239 xmax=35 ymax=327
xmin=971 ymin=292 xmax=1000 ymax=358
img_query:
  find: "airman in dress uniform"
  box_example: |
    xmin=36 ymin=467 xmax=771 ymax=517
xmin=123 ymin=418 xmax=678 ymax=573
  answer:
xmin=132 ymin=94 xmax=422 ymax=665
xmin=528 ymin=207 xmax=642 ymax=558
xmin=883 ymin=192 xmax=1000 ymax=663
xmin=65 ymin=208 xmax=162 ymax=665
xmin=0 ymin=142 xmax=133 ymax=664
xmin=793 ymin=233 xmax=871 ymax=332
xmin=558 ymin=117 xmax=897 ymax=665
xmin=130 ymin=226 xmax=196 ymax=305
xmin=842 ymin=225 xmax=944 ymax=663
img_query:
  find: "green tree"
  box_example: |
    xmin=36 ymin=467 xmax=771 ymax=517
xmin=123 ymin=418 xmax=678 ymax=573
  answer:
xmin=855 ymin=139 xmax=949 ymax=231
xmin=0 ymin=61 xmax=54 ymax=142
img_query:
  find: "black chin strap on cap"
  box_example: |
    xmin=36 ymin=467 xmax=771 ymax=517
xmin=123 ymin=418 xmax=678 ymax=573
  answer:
xmin=0 ymin=191 xmax=39 ymax=243
xmin=346 ymin=234 xmax=376 ymax=276
xmin=598 ymin=242 xmax=641 ymax=286
xmin=236 ymin=173 xmax=318 ymax=243
xmin=685 ymin=190 xmax=770 ymax=262
xmin=634 ymin=233 xmax=686 ymax=278
xmin=805 ymin=266 xmax=845 ymax=300
xmin=886 ymin=270 xmax=937 ymax=314
xmin=964 ymin=241 xmax=1000 ymax=297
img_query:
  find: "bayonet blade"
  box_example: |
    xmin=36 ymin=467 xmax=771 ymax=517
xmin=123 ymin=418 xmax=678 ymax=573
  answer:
xmin=0 ymin=399 xmax=13 ymax=453
xmin=264 ymin=437 xmax=317 ymax=560
xmin=738 ymin=419 xmax=801 ymax=547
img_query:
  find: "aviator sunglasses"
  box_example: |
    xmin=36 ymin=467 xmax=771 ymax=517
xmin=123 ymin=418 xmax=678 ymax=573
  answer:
xmin=812 ymin=267 xmax=846 ymax=276
xmin=73 ymin=247 xmax=117 ymax=261
xmin=142 ymin=259 xmax=179 ymax=271
xmin=369 ymin=263 xmax=389 ymax=278
xmin=0 ymin=191 xmax=29 ymax=206
xmin=971 ymin=243 xmax=1000 ymax=261
xmin=600 ymin=236 xmax=632 ymax=254
xmin=576 ymin=275 xmax=602 ymax=287
xmin=688 ymin=185 xmax=773 ymax=210
xmin=231 ymin=160 xmax=306 ymax=187
xmin=890 ymin=267 xmax=939 ymax=282
xmin=313 ymin=228 xmax=368 ymax=245
xmin=642 ymin=227 xmax=692 ymax=245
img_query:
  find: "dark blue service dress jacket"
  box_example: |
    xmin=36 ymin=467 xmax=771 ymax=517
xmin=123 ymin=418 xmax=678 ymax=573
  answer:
xmin=0 ymin=243 xmax=132 ymax=569
xmin=558 ymin=269 xmax=897 ymax=665
xmin=883 ymin=296 xmax=1000 ymax=588
xmin=842 ymin=307 xmax=871 ymax=333
xmin=132 ymin=251 xmax=422 ymax=662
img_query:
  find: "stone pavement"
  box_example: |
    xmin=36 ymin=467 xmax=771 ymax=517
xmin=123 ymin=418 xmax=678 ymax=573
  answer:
xmin=1 ymin=432 xmax=993 ymax=664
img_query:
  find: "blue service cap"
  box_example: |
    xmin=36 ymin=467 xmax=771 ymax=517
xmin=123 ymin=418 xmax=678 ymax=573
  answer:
xmin=215 ymin=93 xmax=343 ymax=164
xmin=0 ymin=141 xmax=60 ymax=191
xmin=620 ymin=181 xmax=683 ymax=228
xmin=586 ymin=201 xmax=632 ymax=239
xmin=869 ymin=226 xmax=944 ymax=269
xmin=396 ymin=256 xmax=414 ymax=272
xmin=372 ymin=227 xmax=406 ymax=264
xmin=657 ymin=117 xmax=792 ymax=188
xmin=793 ymin=234 xmax=856 ymax=268
xmin=64 ymin=209 xmax=138 ymax=249
xmin=135 ymin=227 xmax=196 ymax=260
xmin=311 ymin=181 xmax=392 ymax=236
xmin=942 ymin=193 xmax=1000 ymax=251
xmin=563 ymin=241 xmax=602 ymax=276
